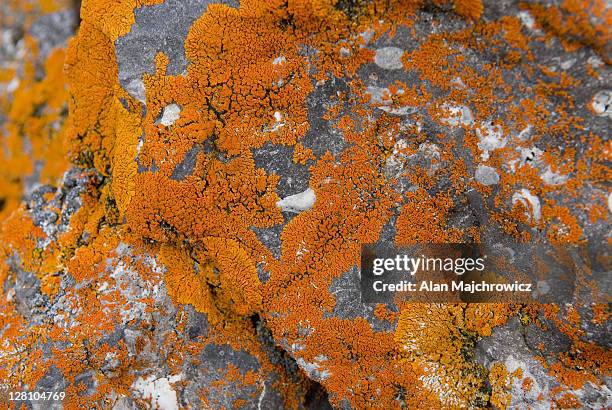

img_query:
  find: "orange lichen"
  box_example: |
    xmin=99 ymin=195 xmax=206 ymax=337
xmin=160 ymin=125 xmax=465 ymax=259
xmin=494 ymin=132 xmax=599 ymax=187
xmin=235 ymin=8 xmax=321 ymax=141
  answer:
xmin=80 ymin=0 xmax=164 ymax=41
xmin=395 ymin=303 xmax=516 ymax=407
xmin=489 ymin=363 xmax=512 ymax=409
xmin=161 ymin=237 xmax=262 ymax=325
xmin=521 ymin=0 xmax=612 ymax=64
xmin=452 ymin=0 xmax=483 ymax=20
xmin=0 ymin=42 xmax=70 ymax=219
xmin=110 ymin=99 xmax=141 ymax=216
xmin=293 ymin=143 xmax=317 ymax=165
xmin=395 ymin=190 xmax=463 ymax=244
xmin=64 ymin=21 xmax=124 ymax=175
xmin=395 ymin=304 xmax=487 ymax=407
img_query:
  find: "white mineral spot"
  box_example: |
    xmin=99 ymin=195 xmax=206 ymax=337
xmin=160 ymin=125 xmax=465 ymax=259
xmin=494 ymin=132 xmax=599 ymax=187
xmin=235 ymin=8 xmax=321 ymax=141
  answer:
xmin=257 ymin=383 xmax=267 ymax=410
xmin=475 ymin=165 xmax=500 ymax=185
xmin=296 ymin=358 xmax=331 ymax=381
xmin=587 ymin=55 xmax=604 ymax=68
xmin=560 ymin=58 xmax=576 ymax=70
xmin=359 ymin=29 xmax=375 ymax=46
xmin=112 ymin=398 xmax=135 ymax=410
xmin=272 ymin=55 xmax=286 ymax=65
xmin=5 ymin=288 xmax=14 ymax=303
xmin=365 ymin=86 xmax=390 ymax=105
xmin=608 ymin=192 xmax=612 ymax=213
xmin=440 ymin=104 xmax=473 ymax=126
xmin=517 ymin=125 xmax=532 ymax=141
xmin=541 ymin=167 xmax=567 ymax=185
xmin=268 ymin=111 xmax=285 ymax=132
xmin=504 ymin=356 xmax=550 ymax=406
xmin=418 ymin=142 xmax=441 ymax=160
xmin=276 ymin=188 xmax=316 ymax=213
xmin=450 ymin=77 xmax=466 ymax=88
xmin=374 ymin=47 xmax=404 ymax=70
xmin=512 ymin=189 xmax=541 ymax=222
xmin=136 ymin=138 xmax=144 ymax=155
xmin=519 ymin=146 xmax=543 ymax=166
xmin=378 ymin=105 xmax=416 ymax=116
xmin=477 ymin=123 xmax=506 ymax=160
xmin=132 ymin=375 xmax=182 ymax=410
xmin=591 ymin=90 xmax=611 ymax=117
xmin=339 ymin=47 xmax=351 ymax=57
xmin=291 ymin=343 xmax=306 ymax=351
xmin=126 ymin=78 xmax=146 ymax=103
xmin=7 ymin=78 xmax=19 ymax=93
xmin=518 ymin=11 xmax=535 ymax=29
xmin=385 ymin=139 xmax=409 ymax=176
xmin=160 ymin=103 xmax=181 ymax=126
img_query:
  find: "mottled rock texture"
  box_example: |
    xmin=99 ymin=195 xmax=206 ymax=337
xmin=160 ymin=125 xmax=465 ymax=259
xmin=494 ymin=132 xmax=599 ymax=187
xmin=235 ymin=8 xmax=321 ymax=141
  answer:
xmin=0 ymin=0 xmax=610 ymax=409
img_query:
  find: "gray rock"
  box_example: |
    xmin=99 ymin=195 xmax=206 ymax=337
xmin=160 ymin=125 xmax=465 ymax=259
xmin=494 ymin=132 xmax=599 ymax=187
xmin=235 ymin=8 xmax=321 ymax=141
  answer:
xmin=115 ymin=0 xmax=239 ymax=89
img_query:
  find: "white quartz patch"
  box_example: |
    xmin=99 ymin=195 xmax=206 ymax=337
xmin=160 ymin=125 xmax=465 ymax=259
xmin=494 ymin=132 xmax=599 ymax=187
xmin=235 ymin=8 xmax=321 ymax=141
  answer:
xmin=477 ymin=123 xmax=506 ymax=160
xmin=126 ymin=79 xmax=146 ymax=103
xmin=365 ymin=86 xmax=390 ymax=105
xmin=440 ymin=104 xmax=474 ymax=126
xmin=374 ymin=47 xmax=404 ymax=70
xmin=160 ymin=103 xmax=181 ymax=126
xmin=518 ymin=11 xmax=536 ymax=30
xmin=512 ymin=189 xmax=541 ymax=222
xmin=296 ymin=358 xmax=331 ymax=381
xmin=266 ymin=111 xmax=285 ymax=132
xmin=272 ymin=55 xmax=286 ymax=65
xmin=540 ymin=166 xmax=568 ymax=185
xmin=276 ymin=188 xmax=316 ymax=213
xmin=608 ymin=192 xmax=612 ymax=213
xmin=360 ymin=29 xmax=375 ymax=46
xmin=132 ymin=375 xmax=182 ymax=410
xmin=7 ymin=78 xmax=19 ymax=93
xmin=591 ymin=90 xmax=611 ymax=117
xmin=475 ymin=165 xmax=500 ymax=185
xmin=516 ymin=147 xmax=567 ymax=185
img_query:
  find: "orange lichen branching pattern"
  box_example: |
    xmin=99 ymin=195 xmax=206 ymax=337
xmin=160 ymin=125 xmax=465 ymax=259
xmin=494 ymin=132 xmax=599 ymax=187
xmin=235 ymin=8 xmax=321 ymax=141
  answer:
xmin=394 ymin=304 xmax=516 ymax=408
xmin=161 ymin=237 xmax=262 ymax=323
xmin=260 ymin=117 xmax=413 ymax=406
xmin=395 ymin=190 xmax=464 ymax=244
xmin=64 ymin=21 xmax=139 ymax=177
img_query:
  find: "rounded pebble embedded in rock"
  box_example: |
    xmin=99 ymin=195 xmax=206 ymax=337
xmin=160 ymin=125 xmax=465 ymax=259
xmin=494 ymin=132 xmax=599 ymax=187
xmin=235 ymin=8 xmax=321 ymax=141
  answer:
xmin=591 ymin=90 xmax=611 ymax=117
xmin=374 ymin=47 xmax=404 ymax=70
xmin=159 ymin=103 xmax=181 ymax=127
xmin=125 ymin=79 xmax=146 ymax=103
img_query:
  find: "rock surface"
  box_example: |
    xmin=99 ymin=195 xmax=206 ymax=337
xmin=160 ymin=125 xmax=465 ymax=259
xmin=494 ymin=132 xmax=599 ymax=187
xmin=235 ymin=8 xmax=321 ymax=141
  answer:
xmin=0 ymin=0 xmax=610 ymax=409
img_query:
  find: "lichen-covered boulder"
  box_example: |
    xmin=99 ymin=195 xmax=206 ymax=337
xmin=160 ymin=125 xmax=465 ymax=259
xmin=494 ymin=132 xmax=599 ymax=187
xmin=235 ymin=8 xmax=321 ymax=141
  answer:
xmin=0 ymin=0 xmax=610 ymax=409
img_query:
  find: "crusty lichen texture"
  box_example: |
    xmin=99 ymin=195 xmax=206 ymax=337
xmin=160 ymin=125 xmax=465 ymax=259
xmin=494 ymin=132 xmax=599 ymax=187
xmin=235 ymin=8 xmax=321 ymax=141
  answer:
xmin=0 ymin=0 xmax=610 ymax=409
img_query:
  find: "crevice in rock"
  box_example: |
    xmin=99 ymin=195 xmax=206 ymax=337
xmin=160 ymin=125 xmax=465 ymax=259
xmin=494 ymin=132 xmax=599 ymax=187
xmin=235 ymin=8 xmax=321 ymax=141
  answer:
xmin=251 ymin=313 xmax=334 ymax=409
